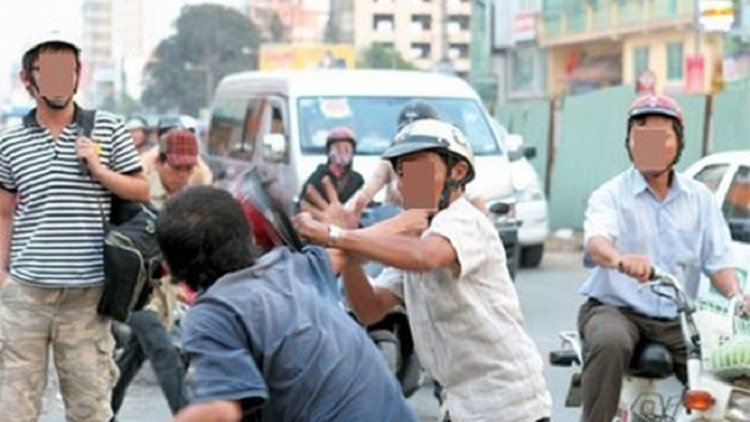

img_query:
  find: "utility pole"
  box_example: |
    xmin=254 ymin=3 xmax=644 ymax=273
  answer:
xmin=694 ymin=0 xmax=702 ymax=55
xmin=436 ymin=0 xmax=454 ymax=74
xmin=441 ymin=0 xmax=450 ymax=62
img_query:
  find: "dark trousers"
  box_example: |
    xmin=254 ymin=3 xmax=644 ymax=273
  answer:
xmin=111 ymin=309 xmax=189 ymax=416
xmin=578 ymin=299 xmax=688 ymax=422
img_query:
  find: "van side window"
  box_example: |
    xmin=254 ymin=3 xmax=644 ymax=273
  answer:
xmin=270 ymin=105 xmax=286 ymax=135
xmin=207 ymin=98 xmax=247 ymax=158
xmin=207 ymin=97 xmax=265 ymax=160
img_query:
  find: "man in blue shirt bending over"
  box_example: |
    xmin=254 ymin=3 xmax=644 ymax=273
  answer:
xmin=156 ymin=186 xmax=418 ymax=422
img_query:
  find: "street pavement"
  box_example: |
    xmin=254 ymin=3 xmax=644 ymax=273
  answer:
xmin=39 ymin=250 xmax=588 ymax=422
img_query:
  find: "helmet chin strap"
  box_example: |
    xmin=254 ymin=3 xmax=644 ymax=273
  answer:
xmin=437 ymin=175 xmax=463 ymax=211
xmin=42 ymin=96 xmax=72 ymax=110
xmin=29 ymin=72 xmax=77 ymax=111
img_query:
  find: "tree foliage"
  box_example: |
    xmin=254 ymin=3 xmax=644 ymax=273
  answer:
xmin=141 ymin=4 xmax=261 ymax=116
xmin=357 ymin=43 xmax=417 ymax=70
xmin=324 ymin=12 xmax=340 ymax=43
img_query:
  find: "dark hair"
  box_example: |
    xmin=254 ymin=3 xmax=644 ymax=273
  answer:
xmin=156 ymin=186 xmax=259 ymax=292
xmin=22 ymin=42 xmax=81 ymax=75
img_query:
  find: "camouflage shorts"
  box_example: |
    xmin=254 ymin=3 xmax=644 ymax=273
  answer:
xmin=0 ymin=276 xmax=119 ymax=422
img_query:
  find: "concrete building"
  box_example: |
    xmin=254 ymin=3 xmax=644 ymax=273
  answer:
xmin=328 ymin=0 xmax=356 ymax=43
xmin=353 ymin=0 xmax=473 ymax=79
xmin=249 ymin=0 xmax=328 ymax=44
xmin=111 ymin=0 xmax=178 ymax=101
xmin=538 ymin=0 xmax=726 ymax=97
xmin=81 ymin=0 xmax=115 ymax=108
xmin=491 ymin=0 xmax=546 ymax=105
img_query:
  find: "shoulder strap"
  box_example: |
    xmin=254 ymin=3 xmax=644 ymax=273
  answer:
xmin=75 ymin=108 xmax=97 ymax=138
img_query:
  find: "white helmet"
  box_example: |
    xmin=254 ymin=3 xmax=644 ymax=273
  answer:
xmin=383 ymin=118 xmax=475 ymax=185
xmin=24 ymin=29 xmax=82 ymax=56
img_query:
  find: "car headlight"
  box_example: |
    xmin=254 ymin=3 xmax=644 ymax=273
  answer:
xmin=515 ymin=186 xmax=545 ymax=202
xmin=727 ymin=390 xmax=750 ymax=421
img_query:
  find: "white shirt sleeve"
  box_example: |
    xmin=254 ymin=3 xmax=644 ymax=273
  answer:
xmin=583 ymin=185 xmax=619 ymax=247
xmin=372 ymin=266 xmax=406 ymax=300
xmin=426 ymin=202 xmax=484 ymax=279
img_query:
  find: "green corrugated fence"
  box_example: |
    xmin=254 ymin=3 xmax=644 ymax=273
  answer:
xmin=501 ymin=87 xmax=710 ymax=231
xmin=496 ymin=100 xmax=551 ymax=192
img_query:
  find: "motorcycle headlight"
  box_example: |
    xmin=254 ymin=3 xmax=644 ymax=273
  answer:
xmin=727 ymin=390 xmax=750 ymax=422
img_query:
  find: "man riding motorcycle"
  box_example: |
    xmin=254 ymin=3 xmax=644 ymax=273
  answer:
xmin=578 ymin=93 xmax=750 ymax=421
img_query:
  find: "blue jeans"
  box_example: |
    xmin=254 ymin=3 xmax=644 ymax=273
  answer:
xmin=111 ymin=309 xmax=188 ymax=416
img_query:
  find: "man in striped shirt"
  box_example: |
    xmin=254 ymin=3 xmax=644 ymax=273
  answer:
xmin=0 ymin=30 xmax=149 ymax=422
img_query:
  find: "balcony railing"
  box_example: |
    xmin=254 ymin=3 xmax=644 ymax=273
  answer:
xmin=540 ymin=0 xmax=695 ymax=46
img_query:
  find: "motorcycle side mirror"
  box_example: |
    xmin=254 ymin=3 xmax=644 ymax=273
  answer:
xmin=490 ymin=202 xmax=511 ymax=216
xmin=262 ymin=134 xmax=287 ymax=163
xmin=728 ymin=219 xmax=750 ymax=243
xmin=524 ymin=146 xmax=537 ymax=160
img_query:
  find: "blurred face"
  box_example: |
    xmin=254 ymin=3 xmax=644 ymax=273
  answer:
xmin=628 ymin=115 xmax=679 ymax=177
xmin=328 ymin=140 xmax=354 ymax=170
xmin=395 ymin=151 xmax=469 ymax=210
xmin=157 ymin=160 xmax=195 ymax=194
xmin=130 ymin=128 xmax=146 ymax=148
xmin=24 ymin=49 xmax=78 ymax=108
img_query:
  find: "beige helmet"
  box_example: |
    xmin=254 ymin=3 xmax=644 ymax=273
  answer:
xmin=383 ymin=118 xmax=475 ymax=185
xmin=24 ymin=29 xmax=82 ymax=56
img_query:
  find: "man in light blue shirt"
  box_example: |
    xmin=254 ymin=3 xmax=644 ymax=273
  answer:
xmin=578 ymin=94 xmax=749 ymax=421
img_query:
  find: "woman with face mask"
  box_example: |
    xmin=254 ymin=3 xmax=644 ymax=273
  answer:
xmin=298 ymin=126 xmax=365 ymax=209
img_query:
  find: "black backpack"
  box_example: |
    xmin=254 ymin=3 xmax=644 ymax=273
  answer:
xmin=76 ymin=109 xmax=163 ymax=322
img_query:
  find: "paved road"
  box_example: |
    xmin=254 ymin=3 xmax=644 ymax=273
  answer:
xmin=39 ymin=250 xmax=588 ymax=422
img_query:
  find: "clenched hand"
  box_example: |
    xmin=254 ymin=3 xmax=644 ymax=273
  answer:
xmin=617 ymin=255 xmax=652 ymax=283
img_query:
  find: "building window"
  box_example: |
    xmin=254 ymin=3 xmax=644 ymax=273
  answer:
xmin=411 ymin=14 xmax=432 ymax=31
xmin=633 ymin=47 xmax=650 ymax=80
xmin=449 ymin=43 xmax=470 ymax=59
xmin=448 ymin=15 xmax=470 ymax=31
xmin=511 ymin=46 xmax=537 ymax=93
xmin=667 ymin=42 xmax=684 ymax=80
xmin=373 ymin=14 xmax=395 ymax=32
xmin=410 ymin=42 xmax=431 ymax=59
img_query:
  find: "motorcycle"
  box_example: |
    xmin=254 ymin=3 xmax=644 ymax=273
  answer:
xmin=549 ymin=268 xmax=750 ymax=421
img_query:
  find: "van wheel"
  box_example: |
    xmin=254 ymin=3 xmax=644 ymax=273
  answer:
xmin=521 ymin=244 xmax=544 ymax=268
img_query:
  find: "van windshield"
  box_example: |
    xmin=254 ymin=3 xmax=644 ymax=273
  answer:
xmin=297 ymin=96 xmax=501 ymax=156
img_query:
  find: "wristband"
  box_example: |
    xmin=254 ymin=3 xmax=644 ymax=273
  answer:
xmin=328 ymin=225 xmax=343 ymax=247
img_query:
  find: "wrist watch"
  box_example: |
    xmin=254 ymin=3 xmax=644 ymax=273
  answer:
xmin=328 ymin=225 xmax=344 ymax=247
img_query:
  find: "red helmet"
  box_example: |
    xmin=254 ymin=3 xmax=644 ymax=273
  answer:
xmin=326 ymin=126 xmax=356 ymax=150
xmin=628 ymin=94 xmax=684 ymax=126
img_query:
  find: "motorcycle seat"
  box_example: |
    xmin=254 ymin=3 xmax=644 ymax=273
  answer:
xmin=628 ymin=341 xmax=674 ymax=379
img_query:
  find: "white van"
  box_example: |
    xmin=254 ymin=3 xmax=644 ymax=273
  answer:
xmin=205 ymin=69 xmax=549 ymax=270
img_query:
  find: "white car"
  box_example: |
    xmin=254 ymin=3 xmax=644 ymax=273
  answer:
xmin=684 ymin=150 xmax=750 ymax=285
xmin=499 ymin=132 xmax=550 ymax=268
xmin=684 ymin=150 xmax=750 ymax=225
